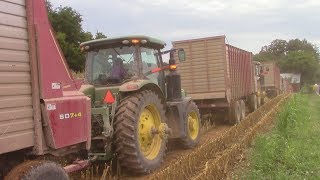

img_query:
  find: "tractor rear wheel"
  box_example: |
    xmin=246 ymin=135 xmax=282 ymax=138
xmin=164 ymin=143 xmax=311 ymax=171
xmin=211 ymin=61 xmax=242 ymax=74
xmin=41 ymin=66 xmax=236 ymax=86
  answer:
xmin=178 ymin=101 xmax=201 ymax=148
xmin=114 ymin=90 xmax=167 ymax=174
xmin=239 ymin=100 xmax=246 ymax=120
xmin=229 ymin=101 xmax=241 ymax=125
xmin=5 ymin=160 xmax=68 ymax=180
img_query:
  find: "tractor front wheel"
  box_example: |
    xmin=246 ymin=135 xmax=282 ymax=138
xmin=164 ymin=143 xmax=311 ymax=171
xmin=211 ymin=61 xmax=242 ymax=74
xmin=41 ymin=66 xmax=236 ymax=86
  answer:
xmin=178 ymin=101 xmax=201 ymax=148
xmin=114 ymin=90 xmax=167 ymax=174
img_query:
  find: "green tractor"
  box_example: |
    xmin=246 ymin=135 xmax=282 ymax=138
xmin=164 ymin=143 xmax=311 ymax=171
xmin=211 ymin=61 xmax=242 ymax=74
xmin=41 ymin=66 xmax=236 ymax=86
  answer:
xmin=80 ymin=35 xmax=201 ymax=174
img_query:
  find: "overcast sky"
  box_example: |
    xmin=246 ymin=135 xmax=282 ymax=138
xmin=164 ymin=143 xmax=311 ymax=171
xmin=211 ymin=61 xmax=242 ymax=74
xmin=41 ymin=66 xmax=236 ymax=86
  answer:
xmin=50 ymin=0 xmax=320 ymax=53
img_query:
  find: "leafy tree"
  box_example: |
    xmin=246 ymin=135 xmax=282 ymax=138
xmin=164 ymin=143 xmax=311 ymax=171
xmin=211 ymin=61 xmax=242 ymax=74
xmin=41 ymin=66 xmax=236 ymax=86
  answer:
xmin=253 ymin=39 xmax=287 ymax=62
xmin=49 ymin=7 xmax=84 ymax=45
xmin=287 ymin=39 xmax=320 ymax=61
xmin=266 ymin=39 xmax=287 ymax=56
xmin=254 ymin=39 xmax=320 ymax=84
xmin=46 ymin=1 xmax=106 ymax=72
xmin=279 ymin=51 xmax=319 ymax=84
xmin=95 ymin=31 xmax=107 ymax=39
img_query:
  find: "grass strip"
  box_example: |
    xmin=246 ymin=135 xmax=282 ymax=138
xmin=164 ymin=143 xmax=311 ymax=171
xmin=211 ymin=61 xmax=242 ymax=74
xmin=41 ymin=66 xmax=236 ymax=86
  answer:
xmin=243 ymin=94 xmax=320 ymax=179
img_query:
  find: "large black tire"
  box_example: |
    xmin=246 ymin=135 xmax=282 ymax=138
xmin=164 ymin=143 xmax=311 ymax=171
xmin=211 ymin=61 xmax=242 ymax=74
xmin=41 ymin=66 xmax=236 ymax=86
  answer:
xmin=248 ymin=94 xmax=257 ymax=112
xmin=229 ymin=101 xmax=241 ymax=125
xmin=114 ymin=90 xmax=167 ymax=174
xmin=177 ymin=101 xmax=201 ymax=149
xmin=239 ymin=100 xmax=246 ymax=120
xmin=5 ymin=161 xmax=68 ymax=180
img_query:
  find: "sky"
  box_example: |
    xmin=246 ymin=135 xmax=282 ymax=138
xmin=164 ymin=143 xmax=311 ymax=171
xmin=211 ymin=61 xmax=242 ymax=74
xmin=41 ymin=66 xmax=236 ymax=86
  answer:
xmin=49 ymin=0 xmax=320 ymax=53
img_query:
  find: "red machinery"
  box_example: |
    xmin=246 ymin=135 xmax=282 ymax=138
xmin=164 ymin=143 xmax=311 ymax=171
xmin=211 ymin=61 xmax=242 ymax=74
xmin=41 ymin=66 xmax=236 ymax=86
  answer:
xmin=27 ymin=0 xmax=91 ymax=154
xmin=0 ymin=0 xmax=91 ymax=178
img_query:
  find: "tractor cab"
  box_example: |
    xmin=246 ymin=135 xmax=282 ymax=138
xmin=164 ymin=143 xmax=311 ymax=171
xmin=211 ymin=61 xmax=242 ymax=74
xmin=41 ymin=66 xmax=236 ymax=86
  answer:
xmin=81 ymin=36 xmax=167 ymax=88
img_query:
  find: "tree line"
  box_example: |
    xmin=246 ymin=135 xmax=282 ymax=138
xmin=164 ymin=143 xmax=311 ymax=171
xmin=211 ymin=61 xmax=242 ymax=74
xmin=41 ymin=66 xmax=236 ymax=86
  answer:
xmin=254 ymin=39 xmax=320 ymax=85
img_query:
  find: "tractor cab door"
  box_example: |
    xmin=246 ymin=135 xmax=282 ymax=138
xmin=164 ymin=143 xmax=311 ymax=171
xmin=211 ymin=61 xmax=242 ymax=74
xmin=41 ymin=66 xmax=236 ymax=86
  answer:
xmin=140 ymin=47 xmax=166 ymax=92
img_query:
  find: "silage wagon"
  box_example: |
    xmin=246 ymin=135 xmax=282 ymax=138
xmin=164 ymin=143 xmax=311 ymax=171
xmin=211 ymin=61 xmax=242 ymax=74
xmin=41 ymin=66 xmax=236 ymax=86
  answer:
xmin=261 ymin=61 xmax=281 ymax=97
xmin=172 ymin=36 xmax=264 ymax=124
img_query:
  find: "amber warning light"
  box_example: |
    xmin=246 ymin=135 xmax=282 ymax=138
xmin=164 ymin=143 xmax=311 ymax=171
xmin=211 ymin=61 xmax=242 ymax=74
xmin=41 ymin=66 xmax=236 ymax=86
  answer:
xmin=104 ymin=90 xmax=115 ymax=104
xmin=170 ymin=64 xmax=177 ymax=70
xmin=131 ymin=39 xmax=140 ymax=44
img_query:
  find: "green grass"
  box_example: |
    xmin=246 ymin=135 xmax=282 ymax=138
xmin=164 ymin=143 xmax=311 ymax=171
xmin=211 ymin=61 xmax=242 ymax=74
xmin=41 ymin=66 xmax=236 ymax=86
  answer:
xmin=243 ymin=94 xmax=320 ymax=179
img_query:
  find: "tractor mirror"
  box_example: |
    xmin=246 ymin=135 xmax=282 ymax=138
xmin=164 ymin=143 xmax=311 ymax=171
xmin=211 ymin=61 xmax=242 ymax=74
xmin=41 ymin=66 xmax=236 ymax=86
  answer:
xmin=178 ymin=49 xmax=186 ymax=62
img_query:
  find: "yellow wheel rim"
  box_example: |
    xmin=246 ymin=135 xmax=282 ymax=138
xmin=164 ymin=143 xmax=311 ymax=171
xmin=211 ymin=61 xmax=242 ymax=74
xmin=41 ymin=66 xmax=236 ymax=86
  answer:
xmin=188 ymin=111 xmax=200 ymax=140
xmin=138 ymin=104 xmax=162 ymax=160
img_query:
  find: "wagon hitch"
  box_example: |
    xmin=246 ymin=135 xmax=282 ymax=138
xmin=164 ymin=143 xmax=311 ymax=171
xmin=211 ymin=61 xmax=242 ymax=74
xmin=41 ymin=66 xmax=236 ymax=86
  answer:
xmin=63 ymin=155 xmax=98 ymax=174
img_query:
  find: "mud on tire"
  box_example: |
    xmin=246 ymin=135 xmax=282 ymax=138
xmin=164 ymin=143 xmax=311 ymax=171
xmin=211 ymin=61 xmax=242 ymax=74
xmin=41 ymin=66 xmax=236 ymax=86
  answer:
xmin=114 ymin=90 xmax=167 ymax=174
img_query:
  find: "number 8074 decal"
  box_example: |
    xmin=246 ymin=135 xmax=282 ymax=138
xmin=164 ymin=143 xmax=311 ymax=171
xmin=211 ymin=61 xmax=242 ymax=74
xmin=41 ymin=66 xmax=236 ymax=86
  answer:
xmin=59 ymin=112 xmax=82 ymax=120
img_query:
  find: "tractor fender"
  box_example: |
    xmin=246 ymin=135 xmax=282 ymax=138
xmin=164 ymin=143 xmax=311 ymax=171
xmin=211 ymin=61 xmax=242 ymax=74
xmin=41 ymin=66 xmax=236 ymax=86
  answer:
xmin=119 ymin=80 xmax=165 ymax=98
xmin=166 ymin=97 xmax=193 ymax=139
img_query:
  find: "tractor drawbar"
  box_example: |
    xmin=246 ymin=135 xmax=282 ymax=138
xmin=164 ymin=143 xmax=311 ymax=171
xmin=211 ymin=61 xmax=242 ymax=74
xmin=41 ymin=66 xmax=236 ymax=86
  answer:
xmin=63 ymin=156 xmax=98 ymax=174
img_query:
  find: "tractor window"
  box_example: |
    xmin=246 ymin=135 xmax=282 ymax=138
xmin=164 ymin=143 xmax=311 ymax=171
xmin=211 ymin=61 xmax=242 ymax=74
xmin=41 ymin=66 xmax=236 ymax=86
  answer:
xmin=141 ymin=47 xmax=160 ymax=85
xmin=86 ymin=46 xmax=136 ymax=85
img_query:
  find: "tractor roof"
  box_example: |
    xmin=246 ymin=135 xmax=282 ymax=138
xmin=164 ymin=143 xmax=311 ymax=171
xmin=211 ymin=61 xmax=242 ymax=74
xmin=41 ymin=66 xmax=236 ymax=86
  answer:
xmin=81 ymin=35 xmax=166 ymax=49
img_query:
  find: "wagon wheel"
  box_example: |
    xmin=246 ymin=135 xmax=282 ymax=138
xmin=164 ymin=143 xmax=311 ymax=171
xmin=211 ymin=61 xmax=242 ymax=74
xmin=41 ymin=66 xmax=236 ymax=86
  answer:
xmin=248 ymin=94 xmax=257 ymax=112
xmin=229 ymin=101 xmax=241 ymax=125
